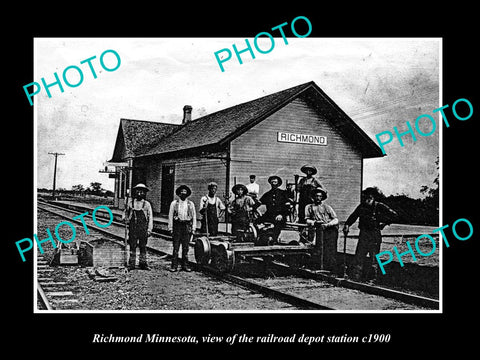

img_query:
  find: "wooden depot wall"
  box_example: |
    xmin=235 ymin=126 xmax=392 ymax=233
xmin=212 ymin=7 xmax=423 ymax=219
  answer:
xmin=229 ymin=96 xmax=363 ymax=222
xmin=131 ymin=95 xmax=364 ymax=221
xmin=137 ymin=154 xmax=227 ymax=216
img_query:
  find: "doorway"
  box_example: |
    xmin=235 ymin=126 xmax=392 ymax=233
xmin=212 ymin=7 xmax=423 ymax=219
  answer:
xmin=160 ymin=164 xmax=175 ymax=214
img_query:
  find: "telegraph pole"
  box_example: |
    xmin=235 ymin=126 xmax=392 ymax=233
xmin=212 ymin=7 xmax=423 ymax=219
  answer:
xmin=48 ymin=152 xmax=65 ymax=198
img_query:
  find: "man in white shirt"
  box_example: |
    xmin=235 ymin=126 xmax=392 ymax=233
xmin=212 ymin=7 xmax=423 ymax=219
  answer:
xmin=305 ymin=187 xmax=339 ymax=272
xmin=245 ymin=174 xmax=260 ymax=199
xmin=168 ymin=185 xmax=196 ymax=272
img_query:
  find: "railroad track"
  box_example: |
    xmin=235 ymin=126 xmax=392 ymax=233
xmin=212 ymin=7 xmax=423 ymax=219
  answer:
xmin=36 ymin=200 xmax=439 ymax=311
xmin=37 ymin=253 xmax=79 ymax=310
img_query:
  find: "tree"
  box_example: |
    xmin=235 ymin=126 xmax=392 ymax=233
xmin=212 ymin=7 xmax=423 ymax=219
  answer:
xmin=72 ymin=184 xmax=85 ymax=192
xmin=419 ymin=156 xmax=439 ymax=225
xmin=420 ymin=156 xmax=439 ymax=207
xmin=89 ymin=182 xmax=103 ymax=195
xmin=71 ymin=184 xmax=85 ymax=197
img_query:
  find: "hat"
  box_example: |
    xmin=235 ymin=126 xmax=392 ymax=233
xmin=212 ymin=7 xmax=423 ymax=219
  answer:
xmin=362 ymin=187 xmax=381 ymax=199
xmin=267 ymin=175 xmax=283 ymax=187
xmin=175 ymin=184 xmax=192 ymax=197
xmin=132 ymin=183 xmax=149 ymax=192
xmin=312 ymin=187 xmax=328 ymax=200
xmin=232 ymin=184 xmax=248 ymax=194
xmin=300 ymin=164 xmax=318 ymax=175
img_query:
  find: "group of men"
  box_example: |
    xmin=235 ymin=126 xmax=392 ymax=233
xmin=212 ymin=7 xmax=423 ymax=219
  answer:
xmin=123 ymin=164 xmax=397 ymax=282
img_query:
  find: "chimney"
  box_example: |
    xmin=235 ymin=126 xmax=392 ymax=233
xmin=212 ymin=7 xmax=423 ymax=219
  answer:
xmin=182 ymin=105 xmax=192 ymax=124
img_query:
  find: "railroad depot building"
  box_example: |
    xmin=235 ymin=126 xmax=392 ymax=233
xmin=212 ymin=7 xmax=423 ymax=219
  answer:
xmin=108 ymin=81 xmax=383 ymax=222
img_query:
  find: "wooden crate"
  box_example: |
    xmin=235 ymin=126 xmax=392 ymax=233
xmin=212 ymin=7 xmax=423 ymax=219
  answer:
xmin=59 ymin=249 xmax=78 ymax=265
xmin=81 ymin=238 xmax=125 ymax=268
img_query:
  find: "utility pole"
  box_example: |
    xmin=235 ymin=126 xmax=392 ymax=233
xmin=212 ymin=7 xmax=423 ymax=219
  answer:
xmin=48 ymin=152 xmax=65 ymax=198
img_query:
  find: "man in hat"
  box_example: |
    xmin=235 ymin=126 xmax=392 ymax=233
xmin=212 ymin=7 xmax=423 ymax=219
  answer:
xmin=228 ymin=184 xmax=256 ymax=237
xmin=343 ymin=187 xmax=398 ymax=282
xmin=168 ymin=185 xmax=197 ymax=272
xmin=123 ymin=183 xmax=153 ymax=270
xmin=245 ymin=174 xmax=260 ymax=199
xmin=297 ymin=164 xmax=325 ymax=223
xmin=199 ymin=182 xmax=225 ymax=236
xmin=258 ymin=176 xmax=290 ymax=242
xmin=305 ymin=187 xmax=339 ymax=272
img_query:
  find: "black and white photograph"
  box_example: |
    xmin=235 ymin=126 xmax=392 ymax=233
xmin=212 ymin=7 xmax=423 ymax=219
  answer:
xmin=7 ymin=7 xmax=478 ymax=355
xmin=33 ymin=37 xmax=441 ymax=313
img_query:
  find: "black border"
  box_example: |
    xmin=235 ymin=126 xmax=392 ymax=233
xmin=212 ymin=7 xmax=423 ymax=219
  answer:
xmin=7 ymin=5 xmax=478 ymax=354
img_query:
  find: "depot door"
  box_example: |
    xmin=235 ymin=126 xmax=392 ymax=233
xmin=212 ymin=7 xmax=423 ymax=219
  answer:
xmin=160 ymin=164 xmax=175 ymax=214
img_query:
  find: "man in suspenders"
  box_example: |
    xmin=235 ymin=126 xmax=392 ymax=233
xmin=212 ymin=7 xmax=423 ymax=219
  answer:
xmin=168 ymin=185 xmax=197 ymax=272
xmin=123 ymin=183 xmax=153 ymax=270
xmin=305 ymin=187 xmax=339 ymax=272
xmin=199 ymin=182 xmax=225 ymax=236
xmin=343 ymin=187 xmax=397 ymax=282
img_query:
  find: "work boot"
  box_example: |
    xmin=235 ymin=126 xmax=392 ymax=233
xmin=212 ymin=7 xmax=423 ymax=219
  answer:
xmin=170 ymin=257 xmax=179 ymax=272
xmin=128 ymin=258 xmax=136 ymax=271
xmin=139 ymin=262 xmax=150 ymax=271
xmin=181 ymin=259 xmax=192 ymax=272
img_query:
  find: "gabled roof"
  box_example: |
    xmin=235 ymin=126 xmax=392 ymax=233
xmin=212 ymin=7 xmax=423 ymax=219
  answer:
xmin=109 ymin=119 xmax=180 ymax=161
xmin=142 ymin=82 xmax=315 ymax=157
xmin=111 ymin=81 xmax=384 ymax=161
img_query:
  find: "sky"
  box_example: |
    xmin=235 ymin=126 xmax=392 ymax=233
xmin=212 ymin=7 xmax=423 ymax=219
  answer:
xmin=35 ymin=37 xmax=440 ymax=198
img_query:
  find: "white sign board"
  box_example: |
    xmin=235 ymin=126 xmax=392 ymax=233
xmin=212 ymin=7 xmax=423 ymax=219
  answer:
xmin=277 ymin=132 xmax=327 ymax=146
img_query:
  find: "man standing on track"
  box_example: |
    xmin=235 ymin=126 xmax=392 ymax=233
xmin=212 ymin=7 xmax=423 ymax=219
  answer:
xmin=297 ymin=164 xmax=325 ymax=224
xmin=123 ymin=183 xmax=153 ymax=270
xmin=258 ymin=175 xmax=290 ymax=242
xmin=343 ymin=187 xmax=397 ymax=282
xmin=168 ymin=185 xmax=196 ymax=272
xmin=229 ymin=183 xmax=256 ymax=237
xmin=305 ymin=187 xmax=339 ymax=272
xmin=199 ymin=182 xmax=225 ymax=236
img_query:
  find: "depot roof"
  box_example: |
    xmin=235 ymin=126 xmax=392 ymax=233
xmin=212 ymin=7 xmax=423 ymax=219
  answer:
xmin=110 ymin=81 xmax=384 ymax=161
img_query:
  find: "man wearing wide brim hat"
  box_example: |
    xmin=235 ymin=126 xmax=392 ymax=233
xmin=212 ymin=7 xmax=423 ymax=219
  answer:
xmin=132 ymin=183 xmax=150 ymax=192
xmin=305 ymin=186 xmax=338 ymax=272
xmin=175 ymin=184 xmax=192 ymax=197
xmin=312 ymin=186 xmax=328 ymax=200
xmin=168 ymin=185 xmax=196 ymax=272
xmin=258 ymin=175 xmax=290 ymax=242
xmin=228 ymin=183 xmax=256 ymax=236
xmin=300 ymin=164 xmax=318 ymax=176
xmin=343 ymin=187 xmax=398 ymax=282
xmin=267 ymin=175 xmax=283 ymax=187
xmin=232 ymin=183 xmax=248 ymax=195
xmin=123 ymin=183 xmax=153 ymax=270
xmin=297 ymin=164 xmax=324 ymax=224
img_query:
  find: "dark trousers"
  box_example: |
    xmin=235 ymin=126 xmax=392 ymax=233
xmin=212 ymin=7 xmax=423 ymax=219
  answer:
xmin=172 ymin=221 xmax=191 ymax=268
xmin=200 ymin=203 xmax=219 ymax=236
xmin=298 ymin=199 xmax=309 ymax=223
xmin=311 ymin=226 xmax=338 ymax=271
xmin=259 ymin=213 xmax=286 ymax=242
xmin=128 ymin=211 xmax=148 ymax=267
xmin=352 ymin=229 xmax=382 ymax=279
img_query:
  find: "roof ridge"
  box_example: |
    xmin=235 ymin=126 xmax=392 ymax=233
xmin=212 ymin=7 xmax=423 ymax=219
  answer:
xmin=121 ymin=118 xmax=181 ymax=126
xmin=139 ymin=81 xmax=317 ymax=157
xmin=188 ymin=81 xmax=314 ymax=123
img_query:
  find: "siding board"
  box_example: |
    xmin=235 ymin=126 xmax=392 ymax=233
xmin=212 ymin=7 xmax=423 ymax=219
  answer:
xmin=230 ymin=97 xmax=362 ymax=221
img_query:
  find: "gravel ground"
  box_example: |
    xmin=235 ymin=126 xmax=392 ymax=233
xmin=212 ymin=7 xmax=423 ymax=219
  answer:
xmin=36 ymin=209 xmax=295 ymax=311
xmin=37 ymin=208 xmax=436 ymax=311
